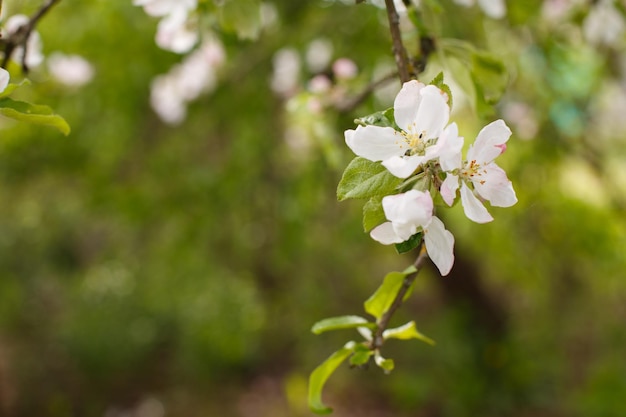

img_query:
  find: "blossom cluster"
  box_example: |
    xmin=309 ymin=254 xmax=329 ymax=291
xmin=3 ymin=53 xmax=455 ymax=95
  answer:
xmin=133 ymin=0 xmax=198 ymax=53
xmin=344 ymin=80 xmax=517 ymax=276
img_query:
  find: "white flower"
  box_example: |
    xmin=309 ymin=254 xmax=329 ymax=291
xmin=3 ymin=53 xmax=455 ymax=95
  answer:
xmin=440 ymin=120 xmax=517 ymax=223
xmin=583 ymin=0 xmax=625 ymax=47
xmin=453 ymin=0 xmax=506 ymax=19
xmin=133 ymin=0 xmax=196 ymax=17
xmin=345 ymin=80 xmax=450 ymax=178
xmin=47 ymin=53 xmax=95 ymax=87
xmin=370 ymin=190 xmax=455 ymax=276
xmin=155 ymin=7 xmax=198 ymax=53
xmin=0 ymin=68 xmax=9 ymax=93
xmin=150 ymin=38 xmax=225 ymax=124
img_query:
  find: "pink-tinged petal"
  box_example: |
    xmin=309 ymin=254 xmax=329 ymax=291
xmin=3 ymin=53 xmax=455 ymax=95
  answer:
xmin=467 ymin=119 xmax=512 ymax=164
xmin=345 ymin=125 xmax=405 ymax=162
xmin=382 ymin=154 xmax=424 ymax=178
xmin=370 ymin=222 xmax=403 ymax=245
xmin=393 ymin=80 xmax=425 ymax=132
xmin=413 ymin=85 xmax=450 ymax=139
xmin=424 ymin=216 xmax=455 ymax=276
xmin=473 ymin=162 xmax=518 ymax=207
xmin=382 ymin=190 xmax=433 ymax=227
xmin=440 ymin=174 xmax=459 ymax=206
xmin=460 ymin=182 xmax=493 ymax=223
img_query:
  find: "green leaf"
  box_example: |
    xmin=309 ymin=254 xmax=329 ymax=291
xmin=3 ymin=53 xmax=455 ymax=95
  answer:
xmin=349 ymin=343 xmax=373 ymax=366
xmin=374 ymin=351 xmax=394 ymax=373
xmin=219 ymin=0 xmax=262 ymax=40
xmin=309 ymin=342 xmax=356 ymax=414
xmin=354 ymin=107 xmax=396 ymax=128
xmin=0 ymin=97 xmax=70 ymax=135
xmin=394 ymin=232 xmax=422 ymax=254
xmin=364 ymin=266 xmax=417 ymax=320
xmin=362 ymin=196 xmax=386 ymax=232
xmin=311 ymin=315 xmax=374 ymax=335
xmin=337 ymin=157 xmax=403 ymax=201
xmin=382 ymin=321 xmax=435 ymax=345
xmin=429 ymin=71 xmax=453 ymax=110
xmin=470 ymin=51 xmax=508 ymax=105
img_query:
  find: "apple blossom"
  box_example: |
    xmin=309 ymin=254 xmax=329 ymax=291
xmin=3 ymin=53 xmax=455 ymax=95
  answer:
xmin=440 ymin=120 xmax=517 ymax=223
xmin=345 ymin=80 xmax=450 ymax=178
xmin=47 ymin=53 xmax=95 ymax=87
xmin=133 ymin=0 xmax=196 ymax=17
xmin=370 ymin=190 xmax=455 ymax=276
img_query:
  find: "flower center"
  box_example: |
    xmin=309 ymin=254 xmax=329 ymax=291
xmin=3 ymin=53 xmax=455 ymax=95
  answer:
xmin=461 ymin=160 xmax=487 ymax=185
xmin=397 ymin=124 xmax=427 ymax=155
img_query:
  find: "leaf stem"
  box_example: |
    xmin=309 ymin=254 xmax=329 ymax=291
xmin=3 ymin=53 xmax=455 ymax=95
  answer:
xmin=372 ymin=242 xmax=429 ymax=349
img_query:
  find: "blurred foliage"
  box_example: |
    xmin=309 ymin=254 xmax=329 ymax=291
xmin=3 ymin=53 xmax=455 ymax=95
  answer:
xmin=0 ymin=0 xmax=625 ymax=416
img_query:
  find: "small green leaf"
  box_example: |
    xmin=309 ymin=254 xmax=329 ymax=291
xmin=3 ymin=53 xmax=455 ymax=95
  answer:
xmin=219 ymin=0 xmax=262 ymax=40
xmin=394 ymin=232 xmax=422 ymax=254
xmin=0 ymin=97 xmax=70 ymax=135
xmin=364 ymin=266 xmax=417 ymax=320
xmin=311 ymin=315 xmax=374 ymax=335
xmin=429 ymin=71 xmax=453 ymax=110
xmin=382 ymin=321 xmax=435 ymax=345
xmin=470 ymin=51 xmax=508 ymax=105
xmin=349 ymin=343 xmax=373 ymax=366
xmin=309 ymin=342 xmax=356 ymax=414
xmin=337 ymin=157 xmax=403 ymax=201
xmin=354 ymin=107 xmax=396 ymax=128
xmin=363 ymin=196 xmax=386 ymax=232
xmin=374 ymin=351 xmax=394 ymax=373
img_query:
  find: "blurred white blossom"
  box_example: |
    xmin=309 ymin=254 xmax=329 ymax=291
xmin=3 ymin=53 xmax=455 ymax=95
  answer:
xmin=47 ymin=53 xmax=95 ymax=87
xmin=271 ymin=48 xmax=301 ymax=97
xmin=150 ymin=38 xmax=225 ymax=125
xmin=2 ymin=14 xmax=44 ymax=68
xmin=133 ymin=0 xmax=196 ymax=17
xmin=453 ymin=0 xmax=506 ymax=19
xmin=306 ymin=39 xmax=333 ymax=73
xmin=134 ymin=0 xmax=198 ymax=53
xmin=583 ymin=0 xmax=625 ymax=47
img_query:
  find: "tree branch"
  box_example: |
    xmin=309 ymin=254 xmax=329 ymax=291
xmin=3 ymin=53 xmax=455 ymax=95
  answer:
xmin=372 ymin=242 xmax=429 ymax=350
xmin=336 ymin=70 xmax=398 ymax=113
xmin=384 ymin=0 xmax=411 ymax=83
xmin=1 ymin=0 xmax=62 ymax=72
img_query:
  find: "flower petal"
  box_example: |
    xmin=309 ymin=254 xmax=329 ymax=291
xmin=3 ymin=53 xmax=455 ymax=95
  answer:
xmin=382 ymin=190 xmax=433 ymax=227
xmin=440 ymin=174 xmax=459 ymax=206
xmin=393 ymin=80 xmax=425 ymax=132
xmin=477 ymin=0 xmax=506 ymax=19
xmin=370 ymin=222 xmax=403 ymax=245
xmin=473 ymin=162 xmax=518 ymax=207
xmin=460 ymin=182 xmax=493 ymax=223
xmin=467 ymin=119 xmax=512 ymax=164
xmin=427 ymin=122 xmax=463 ymax=171
xmin=345 ymin=125 xmax=404 ymax=162
xmin=424 ymin=216 xmax=455 ymax=276
xmin=413 ymin=85 xmax=450 ymax=140
xmin=382 ymin=154 xmax=424 ymax=178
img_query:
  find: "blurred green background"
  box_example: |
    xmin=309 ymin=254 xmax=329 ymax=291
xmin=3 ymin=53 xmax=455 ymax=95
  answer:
xmin=0 ymin=0 xmax=625 ymax=416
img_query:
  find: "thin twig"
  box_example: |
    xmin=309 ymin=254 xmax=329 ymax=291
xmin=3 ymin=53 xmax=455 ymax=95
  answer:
xmin=384 ymin=0 xmax=411 ymax=83
xmin=1 ymin=0 xmax=61 ymax=72
xmin=372 ymin=242 xmax=429 ymax=350
xmin=336 ymin=70 xmax=398 ymax=113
